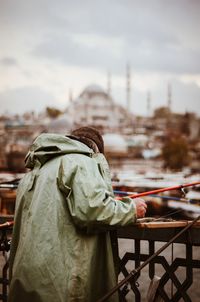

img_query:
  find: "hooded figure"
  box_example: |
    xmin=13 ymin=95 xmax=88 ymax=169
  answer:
xmin=8 ymin=128 xmax=139 ymax=302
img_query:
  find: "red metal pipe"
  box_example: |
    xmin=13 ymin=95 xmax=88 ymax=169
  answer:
xmin=116 ymin=181 xmax=200 ymax=200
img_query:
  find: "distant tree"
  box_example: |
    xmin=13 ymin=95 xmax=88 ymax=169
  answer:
xmin=153 ymin=106 xmax=171 ymax=119
xmin=46 ymin=107 xmax=62 ymax=118
xmin=162 ymin=136 xmax=190 ymax=170
xmin=179 ymin=112 xmax=197 ymax=137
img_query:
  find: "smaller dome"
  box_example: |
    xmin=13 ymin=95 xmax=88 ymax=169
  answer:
xmin=103 ymin=133 xmax=127 ymax=153
xmin=46 ymin=114 xmax=73 ymax=134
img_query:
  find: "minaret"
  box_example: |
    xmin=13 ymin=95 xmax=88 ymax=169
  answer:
xmin=107 ymin=71 xmax=111 ymax=96
xmin=167 ymin=83 xmax=172 ymax=110
xmin=126 ymin=63 xmax=131 ymax=112
xmin=69 ymin=88 xmax=73 ymax=103
xmin=147 ymin=90 xmax=151 ymax=116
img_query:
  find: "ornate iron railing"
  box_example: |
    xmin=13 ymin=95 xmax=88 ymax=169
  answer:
xmin=0 ymin=221 xmax=199 ymax=302
xmin=116 ymin=222 xmax=200 ymax=302
xmin=0 ymin=221 xmax=12 ymax=302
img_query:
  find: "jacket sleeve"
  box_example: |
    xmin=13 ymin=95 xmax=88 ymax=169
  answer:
xmin=57 ymin=155 xmax=137 ymax=229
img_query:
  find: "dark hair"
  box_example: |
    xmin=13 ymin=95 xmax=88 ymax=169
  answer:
xmin=70 ymin=126 xmax=104 ymax=154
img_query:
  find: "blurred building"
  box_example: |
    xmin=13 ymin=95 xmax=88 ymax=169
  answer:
xmin=0 ymin=121 xmax=7 ymax=170
xmin=103 ymin=133 xmax=128 ymax=158
xmin=66 ymin=84 xmax=134 ymax=133
xmin=4 ymin=118 xmax=44 ymax=172
xmin=0 ymin=83 xmax=200 ymax=174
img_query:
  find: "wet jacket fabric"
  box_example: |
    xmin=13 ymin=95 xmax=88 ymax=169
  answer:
xmin=8 ymin=133 xmax=136 ymax=302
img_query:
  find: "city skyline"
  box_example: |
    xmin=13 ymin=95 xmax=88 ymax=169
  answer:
xmin=0 ymin=0 xmax=200 ymax=116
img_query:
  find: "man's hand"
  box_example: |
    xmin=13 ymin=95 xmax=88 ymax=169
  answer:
xmin=134 ymin=198 xmax=147 ymax=218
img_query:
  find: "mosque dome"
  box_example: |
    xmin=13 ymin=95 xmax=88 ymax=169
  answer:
xmin=79 ymin=84 xmax=109 ymax=99
xmin=83 ymin=84 xmax=105 ymax=94
xmin=46 ymin=114 xmax=73 ymax=134
xmin=103 ymin=133 xmax=128 ymax=154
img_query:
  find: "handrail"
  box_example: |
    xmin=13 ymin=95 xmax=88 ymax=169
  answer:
xmin=97 ymin=215 xmax=200 ymax=302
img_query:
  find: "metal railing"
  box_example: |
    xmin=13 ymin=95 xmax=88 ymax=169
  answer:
xmin=0 ymin=221 xmax=199 ymax=302
xmin=0 ymin=221 xmax=13 ymax=302
xmin=116 ymin=222 xmax=200 ymax=302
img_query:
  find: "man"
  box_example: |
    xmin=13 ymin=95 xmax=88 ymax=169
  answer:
xmin=8 ymin=127 xmax=147 ymax=302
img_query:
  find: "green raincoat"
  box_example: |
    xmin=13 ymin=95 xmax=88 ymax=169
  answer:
xmin=8 ymin=133 xmax=137 ymax=302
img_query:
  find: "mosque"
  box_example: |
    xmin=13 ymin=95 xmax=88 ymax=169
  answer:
xmin=46 ymin=66 xmax=147 ymax=158
xmin=66 ymin=84 xmax=134 ymax=134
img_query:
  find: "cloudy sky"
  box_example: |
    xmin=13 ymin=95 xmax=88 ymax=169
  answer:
xmin=0 ymin=0 xmax=200 ymax=116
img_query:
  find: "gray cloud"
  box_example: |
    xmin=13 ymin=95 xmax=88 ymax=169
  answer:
xmin=33 ymin=33 xmax=117 ymax=72
xmin=126 ymin=41 xmax=200 ymax=74
xmin=114 ymin=79 xmax=200 ymax=116
xmin=0 ymin=0 xmax=200 ymax=115
xmin=171 ymin=80 xmax=200 ymax=114
xmin=1 ymin=0 xmax=200 ymax=40
xmin=29 ymin=0 xmax=200 ymax=74
xmin=0 ymin=57 xmax=18 ymax=66
xmin=0 ymin=86 xmax=55 ymax=114
xmin=33 ymin=30 xmax=200 ymax=75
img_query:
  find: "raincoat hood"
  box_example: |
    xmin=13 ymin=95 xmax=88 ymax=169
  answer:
xmin=25 ymin=133 xmax=93 ymax=169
